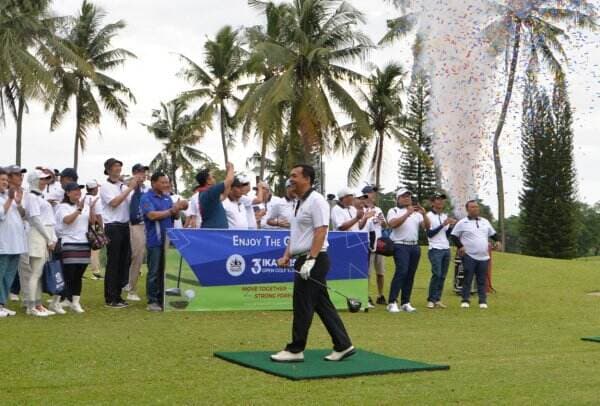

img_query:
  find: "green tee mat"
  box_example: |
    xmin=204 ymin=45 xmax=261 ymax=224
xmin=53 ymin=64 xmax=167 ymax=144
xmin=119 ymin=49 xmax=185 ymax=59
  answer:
xmin=581 ymin=337 xmax=600 ymax=343
xmin=213 ymin=349 xmax=449 ymax=380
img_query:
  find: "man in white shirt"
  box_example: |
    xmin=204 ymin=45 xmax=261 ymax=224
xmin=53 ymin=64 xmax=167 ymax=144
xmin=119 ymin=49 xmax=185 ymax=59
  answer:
xmin=222 ymin=175 xmax=265 ymax=229
xmin=358 ymin=185 xmax=387 ymax=307
xmin=183 ymin=190 xmax=202 ymax=229
xmin=265 ymin=179 xmax=296 ymax=229
xmin=451 ymin=200 xmax=501 ymax=309
xmin=386 ymin=188 xmax=430 ymax=313
xmin=100 ymin=158 xmax=143 ymax=308
xmin=425 ymin=193 xmax=456 ymax=309
xmin=272 ymin=164 xmax=354 ymax=363
xmin=84 ymin=181 xmax=104 ymax=280
xmin=330 ymin=187 xmax=371 ymax=231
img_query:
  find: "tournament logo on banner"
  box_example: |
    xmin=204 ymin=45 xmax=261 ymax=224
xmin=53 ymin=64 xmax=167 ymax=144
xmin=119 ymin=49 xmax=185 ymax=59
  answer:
xmin=165 ymin=229 xmax=369 ymax=312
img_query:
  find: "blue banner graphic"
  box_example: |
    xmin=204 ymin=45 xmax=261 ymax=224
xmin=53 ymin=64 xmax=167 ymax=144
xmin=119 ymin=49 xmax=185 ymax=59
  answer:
xmin=167 ymin=229 xmax=369 ymax=287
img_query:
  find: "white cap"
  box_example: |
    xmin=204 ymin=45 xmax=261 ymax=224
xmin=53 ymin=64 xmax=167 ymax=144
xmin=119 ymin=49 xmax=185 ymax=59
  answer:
xmin=396 ymin=188 xmax=412 ymax=199
xmin=337 ymin=187 xmax=355 ymax=199
xmin=86 ymin=180 xmax=99 ymax=189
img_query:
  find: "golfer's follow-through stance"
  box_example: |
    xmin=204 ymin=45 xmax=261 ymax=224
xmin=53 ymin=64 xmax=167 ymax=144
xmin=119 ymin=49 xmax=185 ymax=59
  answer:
xmin=272 ymin=164 xmax=355 ymax=363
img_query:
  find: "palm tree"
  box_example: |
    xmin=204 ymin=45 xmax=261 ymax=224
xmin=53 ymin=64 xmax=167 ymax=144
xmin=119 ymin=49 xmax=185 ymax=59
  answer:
xmin=238 ymin=0 xmax=372 ymax=181
xmin=0 ymin=0 xmax=72 ymax=165
xmin=50 ymin=0 xmax=136 ymax=170
xmin=345 ymin=63 xmax=407 ymax=189
xmin=237 ymin=1 xmax=294 ymax=180
xmin=177 ymin=26 xmax=246 ymax=167
xmin=144 ymin=99 xmax=212 ymax=194
xmin=485 ymin=0 xmax=598 ymax=247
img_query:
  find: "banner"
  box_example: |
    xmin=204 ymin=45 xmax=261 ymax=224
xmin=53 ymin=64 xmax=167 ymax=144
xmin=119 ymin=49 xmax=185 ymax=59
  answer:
xmin=165 ymin=229 xmax=369 ymax=311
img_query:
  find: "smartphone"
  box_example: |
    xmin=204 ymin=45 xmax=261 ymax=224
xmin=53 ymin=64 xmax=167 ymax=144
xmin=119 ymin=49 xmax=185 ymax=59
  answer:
xmin=411 ymin=197 xmax=418 ymax=206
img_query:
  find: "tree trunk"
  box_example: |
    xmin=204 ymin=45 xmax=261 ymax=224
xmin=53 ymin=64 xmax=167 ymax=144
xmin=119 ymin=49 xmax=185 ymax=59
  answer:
xmin=220 ymin=102 xmax=229 ymax=166
xmin=493 ymin=21 xmax=521 ymax=251
xmin=374 ymin=130 xmax=385 ymax=190
xmin=171 ymin=158 xmax=178 ymax=195
xmin=74 ymin=100 xmax=81 ymax=171
xmin=15 ymin=94 xmax=24 ymax=166
xmin=259 ymin=135 xmax=268 ymax=181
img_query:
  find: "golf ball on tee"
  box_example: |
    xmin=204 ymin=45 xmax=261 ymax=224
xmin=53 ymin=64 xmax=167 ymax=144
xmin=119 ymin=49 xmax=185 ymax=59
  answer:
xmin=184 ymin=289 xmax=196 ymax=300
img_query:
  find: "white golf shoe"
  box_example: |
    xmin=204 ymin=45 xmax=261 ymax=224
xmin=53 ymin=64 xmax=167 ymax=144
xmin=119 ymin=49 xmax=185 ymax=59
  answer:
xmin=461 ymin=302 xmax=470 ymax=308
xmin=324 ymin=346 xmax=356 ymax=362
xmin=479 ymin=303 xmax=488 ymax=309
xmin=386 ymin=302 xmax=400 ymax=313
xmin=401 ymin=303 xmax=417 ymax=313
xmin=426 ymin=301 xmax=435 ymax=309
xmin=270 ymin=350 xmax=304 ymax=362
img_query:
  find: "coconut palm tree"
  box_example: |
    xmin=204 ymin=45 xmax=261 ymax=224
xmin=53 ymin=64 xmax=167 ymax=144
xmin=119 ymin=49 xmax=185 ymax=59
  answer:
xmin=50 ymin=0 xmax=136 ymax=170
xmin=177 ymin=25 xmax=246 ymax=167
xmin=237 ymin=0 xmax=294 ymax=180
xmin=144 ymin=99 xmax=212 ymax=194
xmin=239 ymin=0 xmax=372 ymax=181
xmin=485 ymin=0 xmax=598 ymax=247
xmin=345 ymin=63 xmax=407 ymax=189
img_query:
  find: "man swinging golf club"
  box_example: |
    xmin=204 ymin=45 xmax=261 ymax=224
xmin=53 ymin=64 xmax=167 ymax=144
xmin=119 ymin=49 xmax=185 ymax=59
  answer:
xmin=272 ymin=164 xmax=355 ymax=363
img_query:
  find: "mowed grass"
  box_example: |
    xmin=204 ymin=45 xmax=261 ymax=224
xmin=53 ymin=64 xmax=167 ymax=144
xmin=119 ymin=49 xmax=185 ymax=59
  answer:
xmin=2 ymin=248 xmax=600 ymax=405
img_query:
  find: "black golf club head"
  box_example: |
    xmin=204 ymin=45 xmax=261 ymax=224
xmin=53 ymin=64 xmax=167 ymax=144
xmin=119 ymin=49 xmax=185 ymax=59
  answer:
xmin=169 ymin=300 xmax=189 ymax=309
xmin=347 ymin=298 xmax=362 ymax=313
xmin=165 ymin=287 xmax=182 ymax=297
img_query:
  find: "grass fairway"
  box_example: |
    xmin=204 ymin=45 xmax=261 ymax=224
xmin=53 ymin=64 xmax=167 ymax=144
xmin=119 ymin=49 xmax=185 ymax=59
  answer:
xmin=2 ymin=249 xmax=600 ymax=405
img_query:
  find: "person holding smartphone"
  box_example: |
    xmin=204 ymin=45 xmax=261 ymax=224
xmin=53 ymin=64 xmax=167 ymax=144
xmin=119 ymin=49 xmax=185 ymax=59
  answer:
xmin=385 ymin=189 xmax=430 ymax=313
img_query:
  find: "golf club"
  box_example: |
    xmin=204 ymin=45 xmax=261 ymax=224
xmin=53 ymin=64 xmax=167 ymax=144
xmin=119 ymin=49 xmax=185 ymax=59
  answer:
xmin=165 ymin=255 xmax=183 ymax=296
xmin=294 ymin=271 xmax=362 ymax=313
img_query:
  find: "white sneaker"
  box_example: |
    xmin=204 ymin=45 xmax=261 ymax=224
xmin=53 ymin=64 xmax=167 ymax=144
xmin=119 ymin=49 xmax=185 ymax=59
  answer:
xmin=426 ymin=301 xmax=435 ymax=309
xmin=0 ymin=309 xmax=8 ymax=318
xmin=386 ymin=302 xmax=400 ymax=313
xmin=39 ymin=306 xmax=55 ymax=316
xmin=59 ymin=299 xmax=71 ymax=309
xmin=49 ymin=303 xmax=67 ymax=315
xmin=435 ymin=301 xmax=447 ymax=309
xmin=324 ymin=346 xmax=356 ymax=361
xmin=479 ymin=303 xmax=488 ymax=309
xmin=461 ymin=302 xmax=470 ymax=308
xmin=270 ymin=350 xmax=304 ymax=362
xmin=401 ymin=303 xmax=417 ymax=313
xmin=122 ymin=284 xmax=131 ymax=293
xmin=127 ymin=292 xmax=141 ymax=302
xmin=9 ymin=293 xmax=19 ymax=301
xmin=367 ymin=302 xmax=375 ymax=309
xmin=2 ymin=307 xmax=16 ymax=316
xmin=29 ymin=308 xmax=48 ymax=317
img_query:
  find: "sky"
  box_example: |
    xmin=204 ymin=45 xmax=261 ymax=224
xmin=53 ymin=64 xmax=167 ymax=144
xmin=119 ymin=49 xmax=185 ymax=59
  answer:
xmin=1 ymin=0 xmax=598 ymax=216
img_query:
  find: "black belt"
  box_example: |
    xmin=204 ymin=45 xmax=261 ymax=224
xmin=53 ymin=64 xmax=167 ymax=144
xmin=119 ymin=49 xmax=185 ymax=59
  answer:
xmin=106 ymin=222 xmax=129 ymax=227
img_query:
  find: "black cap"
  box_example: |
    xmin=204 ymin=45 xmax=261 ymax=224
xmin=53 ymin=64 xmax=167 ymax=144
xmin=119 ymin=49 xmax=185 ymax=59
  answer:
xmin=60 ymin=168 xmax=79 ymax=181
xmin=64 ymin=182 xmax=84 ymax=192
xmin=361 ymin=185 xmax=377 ymax=194
xmin=5 ymin=165 xmax=27 ymax=174
xmin=132 ymin=163 xmax=149 ymax=174
xmin=103 ymin=158 xmax=124 ymax=175
xmin=430 ymin=192 xmax=447 ymax=201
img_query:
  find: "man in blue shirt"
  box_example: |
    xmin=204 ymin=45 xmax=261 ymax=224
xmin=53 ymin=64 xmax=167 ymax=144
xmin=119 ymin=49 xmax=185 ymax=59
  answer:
xmin=140 ymin=172 xmax=188 ymax=312
xmin=197 ymin=162 xmax=234 ymax=229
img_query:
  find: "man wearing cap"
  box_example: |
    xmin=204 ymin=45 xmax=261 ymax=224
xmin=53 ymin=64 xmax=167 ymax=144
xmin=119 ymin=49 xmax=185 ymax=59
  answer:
xmin=45 ymin=168 xmax=79 ymax=207
xmin=386 ymin=189 xmax=430 ymax=313
xmin=266 ymin=180 xmax=296 ymax=229
xmin=100 ymin=158 xmax=143 ymax=308
xmin=222 ymin=175 xmax=266 ymax=229
xmin=451 ymin=200 xmax=501 ymax=309
xmin=126 ymin=163 xmax=150 ymax=302
xmin=272 ymin=164 xmax=354 ymax=362
xmin=83 ymin=180 xmax=104 ymax=280
xmin=196 ymin=163 xmax=235 ymax=229
xmin=425 ymin=193 xmax=456 ymax=309
xmin=0 ymin=167 xmax=27 ymax=317
xmin=358 ymin=185 xmax=388 ymax=307
xmin=330 ymin=187 xmax=372 ymax=232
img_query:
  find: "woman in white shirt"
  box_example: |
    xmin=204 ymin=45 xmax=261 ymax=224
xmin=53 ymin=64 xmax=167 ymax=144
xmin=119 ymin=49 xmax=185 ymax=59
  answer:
xmin=21 ymin=171 xmax=58 ymax=317
xmin=54 ymin=182 xmax=96 ymax=313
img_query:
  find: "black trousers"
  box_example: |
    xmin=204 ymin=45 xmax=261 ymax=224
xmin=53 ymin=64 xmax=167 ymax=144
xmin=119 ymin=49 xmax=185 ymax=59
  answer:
xmin=61 ymin=264 xmax=87 ymax=301
xmin=104 ymin=223 xmax=131 ymax=303
xmin=285 ymin=253 xmax=352 ymax=353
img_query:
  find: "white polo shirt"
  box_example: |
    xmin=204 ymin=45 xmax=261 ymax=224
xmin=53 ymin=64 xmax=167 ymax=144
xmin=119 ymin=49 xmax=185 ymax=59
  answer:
xmin=331 ymin=204 xmax=359 ymax=231
xmin=55 ymin=202 xmax=90 ymax=243
xmin=426 ymin=211 xmax=450 ymax=250
xmin=223 ymin=197 xmax=251 ymax=229
xmin=100 ymin=180 xmax=131 ymax=224
xmin=451 ymin=217 xmax=496 ymax=261
xmin=35 ymin=193 xmax=56 ymax=226
xmin=258 ymin=196 xmax=283 ymax=229
xmin=184 ymin=192 xmax=202 ymax=228
xmin=0 ymin=192 xmax=28 ymax=255
xmin=289 ymin=190 xmax=329 ymax=256
xmin=265 ymin=197 xmax=295 ymax=229
xmin=387 ymin=207 xmax=423 ymax=244
xmin=364 ymin=205 xmax=384 ymax=239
